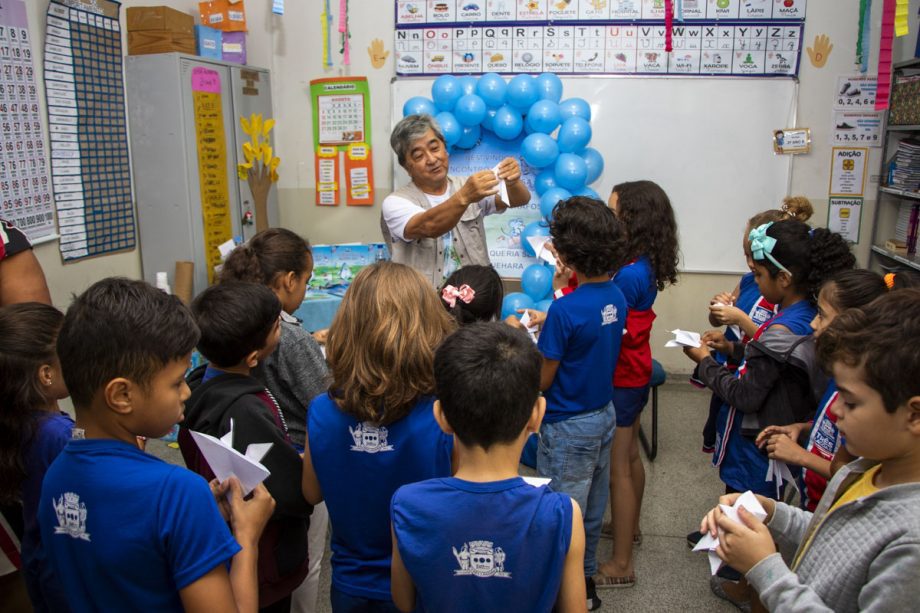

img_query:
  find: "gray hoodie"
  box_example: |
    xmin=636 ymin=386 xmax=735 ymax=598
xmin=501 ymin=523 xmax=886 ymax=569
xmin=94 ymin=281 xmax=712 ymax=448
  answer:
xmin=747 ymin=458 xmax=920 ymax=612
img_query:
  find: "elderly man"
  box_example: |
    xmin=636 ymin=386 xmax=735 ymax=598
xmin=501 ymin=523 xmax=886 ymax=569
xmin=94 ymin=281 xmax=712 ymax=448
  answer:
xmin=381 ymin=114 xmax=530 ymax=286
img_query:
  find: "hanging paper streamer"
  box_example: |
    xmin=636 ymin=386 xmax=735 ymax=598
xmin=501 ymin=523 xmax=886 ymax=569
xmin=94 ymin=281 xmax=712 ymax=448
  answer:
xmin=339 ymin=0 xmax=350 ymax=66
xmin=876 ymin=0 xmax=896 ymax=111
xmin=321 ymin=0 xmax=332 ymax=68
xmin=664 ymin=0 xmax=673 ymax=52
xmin=676 ymin=0 xmax=684 ymax=22
xmin=272 ymin=0 xmax=283 ymax=16
xmin=895 ymin=0 xmax=909 ymax=37
xmin=857 ymin=0 xmax=872 ymax=74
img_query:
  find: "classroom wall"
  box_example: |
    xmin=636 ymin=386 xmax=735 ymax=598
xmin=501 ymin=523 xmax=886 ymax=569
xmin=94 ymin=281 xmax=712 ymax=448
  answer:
xmin=21 ymin=0 xmax=920 ymax=372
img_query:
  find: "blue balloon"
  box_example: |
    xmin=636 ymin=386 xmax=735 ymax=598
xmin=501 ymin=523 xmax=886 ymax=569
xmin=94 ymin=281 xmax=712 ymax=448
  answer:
xmin=492 ymin=105 xmax=523 ymax=140
xmin=521 ymin=264 xmax=553 ymax=302
xmin=432 ymin=75 xmax=463 ymax=111
xmin=557 ymin=117 xmax=592 ymax=153
xmin=502 ymin=292 xmax=536 ymax=320
xmin=454 ymin=94 xmax=487 ymax=127
xmin=458 ymin=75 xmax=478 ymax=96
xmin=574 ymin=186 xmax=602 ymax=200
xmin=507 ymin=74 xmax=538 ymax=112
xmin=456 ymin=124 xmax=481 ymax=149
xmin=534 ymin=169 xmax=558 ymax=196
xmin=535 ymin=73 xmax=563 ymax=103
xmin=403 ymin=96 xmax=436 ymax=118
xmin=540 ymin=187 xmax=572 ymax=219
xmin=520 ymin=221 xmax=550 ymax=257
xmin=525 ymin=99 xmax=561 ymax=135
xmin=481 ymin=108 xmax=498 ymax=132
xmin=435 ymin=112 xmax=462 ymax=147
xmin=521 ymin=133 xmax=559 ymax=169
xmin=535 ymin=299 xmax=553 ymax=313
xmin=581 ymin=147 xmax=604 ymax=185
xmin=476 ymin=72 xmax=507 ymax=108
xmin=558 ymin=97 xmax=591 ymax=122
xmin=555 ymin=153 xmax=588 ymax=191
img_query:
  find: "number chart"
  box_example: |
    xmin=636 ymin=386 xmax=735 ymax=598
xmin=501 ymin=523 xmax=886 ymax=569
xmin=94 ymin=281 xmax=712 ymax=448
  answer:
xmin=0 ymin=0 xmax=54 ymax=241
xmin=44 ymin=0 xmax=134 ymax=262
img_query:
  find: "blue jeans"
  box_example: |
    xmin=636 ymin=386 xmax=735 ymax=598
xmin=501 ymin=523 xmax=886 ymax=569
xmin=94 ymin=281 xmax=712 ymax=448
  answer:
xmin=536 ymin=402 xmax=616 ymax=577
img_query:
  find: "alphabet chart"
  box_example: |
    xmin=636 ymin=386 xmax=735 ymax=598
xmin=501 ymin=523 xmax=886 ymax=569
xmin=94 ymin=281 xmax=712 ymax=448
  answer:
xmin=0 ymin=0 xmax=54 ymax=241
xmin=44 ymin=0 xmax=134 ymax=262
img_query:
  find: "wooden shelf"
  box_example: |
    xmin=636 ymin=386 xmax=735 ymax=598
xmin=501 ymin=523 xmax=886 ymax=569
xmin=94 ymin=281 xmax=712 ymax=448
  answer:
xmin=871 ymin=245 xmax=920 ymax=271
xmin=887 ymin=124 xmax=920 ymax=132
xmin=879 ymin=186 xmax=920 ymax=200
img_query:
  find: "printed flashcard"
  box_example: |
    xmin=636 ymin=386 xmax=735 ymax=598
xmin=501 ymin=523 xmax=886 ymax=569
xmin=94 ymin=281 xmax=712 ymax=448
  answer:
xmin=610 ymin=0 xmax=642 ymax=20
xmin=516 ymin=0 xmax=547 ymax=20
xmin=426 ymin=0 xmax=457 ymax=23
xmin=486 ymin=0 xmax=516 ymax=21
xmin=700 ymin=49 xmax=732 ymax=73
xmin=768 ymin=25 xmax=800 ymax=53
xmin=740 ymin=0 xmax=772 ymax=19
xmin=669 ymin=49 xmax=702 ymax=73
xmin=573 ymin=25 xmax=606 ymax=72
xmin=733 ymin=48 xmax=765 ymax=74
xmin=549 ymin=0 xmax=579 ymax=20
xmin=578 ymin=0 xmax=610 ymax=20
xmin=543 ymin=26 xmax=573 ymax=73
xmin=707 ymin=0 xmax=740 ymax=19
xmin=397 ymin=1 xmax=426 ymax=24
xmin=482 ymin=26 xmax=512 ymax=71
xmin=605 ymin=25 xmax=638 ymax=73
xmin=636 ymin=24 xmax=667 ymax=53
xmin=638 ymin=48 xmax=667 ymax=72
xmin=834 ymin=76 xmax=878 ymax=111
xmin=827 ymin=197 xmax=862 ymax=242
xmin=772 ymin=0 xmax=806 ymax=20
xmin=829 ymin=147 xmax=868 ymax=197
xmin=641 ymin=0 xmax=666 ymax=20
xmin=395 ymin=29 xmax=424 ymax=73
xmin=832 ymin=112 xmax=881 ymax=147
xmin=457 ymin=1 xmax=486 ymax=20
xmin=423 ymin=28 xmax=453 ymax=72
xmin=765 ymin=48 xmax=796 ymax=74
xmin=671 ymin=23 xmax=703 ymax=51
xmin=454 ymin=27 xmax=483 ymax=72
xmin=680 ymin=0 xmax=708 ymax=19
xmin=512 ymin=26 xmax=543 ymax=72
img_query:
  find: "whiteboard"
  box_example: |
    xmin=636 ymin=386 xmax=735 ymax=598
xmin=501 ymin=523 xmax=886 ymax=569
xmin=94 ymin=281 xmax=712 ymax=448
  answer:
xmin=391 ymin=76 xmax=797 ymax=274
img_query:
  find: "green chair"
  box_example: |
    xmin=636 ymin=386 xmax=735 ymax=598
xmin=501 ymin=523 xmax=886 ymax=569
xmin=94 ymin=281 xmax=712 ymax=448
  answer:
xmin=638 ymin=359 xmax=667 ymax=461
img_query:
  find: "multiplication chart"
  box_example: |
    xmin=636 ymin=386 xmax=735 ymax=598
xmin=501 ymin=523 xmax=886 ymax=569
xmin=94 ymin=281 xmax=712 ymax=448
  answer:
xmin=0 ymin=0 xmax=54 ymax=241
xmin=317 ymin=94 xmax=365 ymax=145
xmin=44 ymin=0 xmax=134 ymax=262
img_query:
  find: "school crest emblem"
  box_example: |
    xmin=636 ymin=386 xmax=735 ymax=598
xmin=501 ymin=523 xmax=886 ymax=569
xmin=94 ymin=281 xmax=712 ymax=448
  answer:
xmin=601 ymin=304 xmax=619 ymax=325
xmin=52 ymin=492 xmax=91 ymax=541
xmin=349 ymin=422 xmax=394 ymax=453
xmin=452 ymin=540 xmax=511 ymax=578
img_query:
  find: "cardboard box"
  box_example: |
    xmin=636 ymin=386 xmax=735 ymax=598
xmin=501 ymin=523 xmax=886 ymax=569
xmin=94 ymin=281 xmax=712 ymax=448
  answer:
xmin=195 ymin=25 xmax=222 ymax=60
xmin=221 ymin=31 xmax=246 ymax=64
xmin=126 ymin=6 xmax=194 ymax=35
xmin=128 ymin=30 xmax=196 ymax=56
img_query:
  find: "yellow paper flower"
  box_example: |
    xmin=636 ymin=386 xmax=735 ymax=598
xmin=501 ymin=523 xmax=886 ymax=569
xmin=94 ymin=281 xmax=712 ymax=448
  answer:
xmin=238 ymin=113 xmax=280 ymax=183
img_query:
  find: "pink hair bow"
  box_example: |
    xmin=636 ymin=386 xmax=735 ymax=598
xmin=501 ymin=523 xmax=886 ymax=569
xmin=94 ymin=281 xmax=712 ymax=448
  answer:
xmin=441 ymin=284 xmax=475 ymax=308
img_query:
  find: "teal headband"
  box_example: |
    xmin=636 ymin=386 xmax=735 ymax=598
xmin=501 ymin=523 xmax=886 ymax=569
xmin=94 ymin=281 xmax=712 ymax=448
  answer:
xmin=748 ymin=222 xmax=791 ymax=276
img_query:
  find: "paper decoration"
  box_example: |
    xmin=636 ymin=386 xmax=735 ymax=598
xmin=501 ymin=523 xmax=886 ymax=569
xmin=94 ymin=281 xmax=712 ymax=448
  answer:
xmin=895 ymin=0 xmax=909 ymax=37
xmin=315 ymin=146 xmax=339 ymax=206
xmin=692 ymin=491 xmax=768 ymax=574
xmin=344 ymin=143 xmax=373 ymax=206
xmin=44 ymin=0 xmax=135 ymax=262
xmin=199 ymin=0 xmax=247 ymax=33
xmin=806 ymin=33 xmax=832 ymax=67
xmin=339 ymin=0 xmax=350 ymax=65
xmin=190 ymin=419 xmax=272 ymax=496
xmin=832 ymin=111 xmax=881 ymax=147
xmin=322 ymin=0 xmax=333 ymax=68
xmin=875 ymin=0 xmax=896 ymax=111
xmin=665 ymin=329 xmax=702 ymax=348
xmin=0 ymin=0 xmax=54 ymax=241
xmin=765 ymin=458 xmax=796 ymax=499
xmin=827 ymin=197 xmax=863 ymax=242
xmin=829 ymin=147 xmax=869 ymax=197
xmin=856 ymin=0 xmax=871 ymax=73
xmin=834 ymin=75 xmax=878 ymax=110
xmin=664 ymin=0 xmax=674 ymax=52
xmin=191 ymin=67 xmax=232 ymax=283
xmin=368 ymin=38 xmax=390 ymax=68
xmin=773 ymin=128 xmax=811 ymax=154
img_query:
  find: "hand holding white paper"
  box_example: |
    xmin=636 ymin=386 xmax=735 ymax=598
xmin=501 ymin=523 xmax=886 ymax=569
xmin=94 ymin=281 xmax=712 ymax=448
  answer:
xmin=526 ymin=235 xmax=557 ymax=266
xmin=665 ymin=329 xmax=702 ymax=348
xmin=519 ymin=310 xmax=539 ymax=343
xmin=190 ymin=418 xmax=272 ymax=496
xmin=491 ymin=162 xmax=510 ymax=206
xmin=693 ymin=490 xmax=768 ymax=574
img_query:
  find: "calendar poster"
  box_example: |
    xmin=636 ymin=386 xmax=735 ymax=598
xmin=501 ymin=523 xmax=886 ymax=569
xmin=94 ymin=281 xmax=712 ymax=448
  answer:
xmin=310 ymin=77 xmax=375 ymax=206
xmin=0 ymin=0 xmax=54 ymax=241
xmin=44 ymin=0 xmax=135 ymax=262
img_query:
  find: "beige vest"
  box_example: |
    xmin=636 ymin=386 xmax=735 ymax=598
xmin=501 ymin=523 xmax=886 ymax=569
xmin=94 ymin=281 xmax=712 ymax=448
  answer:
xmin=380 ymin=175 xmax=492 ymax=287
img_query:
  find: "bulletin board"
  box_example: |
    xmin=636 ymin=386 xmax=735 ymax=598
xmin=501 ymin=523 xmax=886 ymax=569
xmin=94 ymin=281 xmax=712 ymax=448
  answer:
xmin=391 ymin=76 xmax=797 ymax=274
xmin=44 ymin=0 xmax=135 ymax=262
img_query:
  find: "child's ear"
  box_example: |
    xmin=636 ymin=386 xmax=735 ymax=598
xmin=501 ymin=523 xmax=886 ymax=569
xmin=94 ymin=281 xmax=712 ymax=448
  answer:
xmin=905 ymin=396 xmax=920 ymax=436
xmin=432 ymin=400 xmax=455 ymax=436
xmin=527 ymin=396 xmax=546 ymax=434
xmin=245 ymin=349 xmax=261 ymax=369
xmin=778 ymin=270 xmax=794 ymax=289
xmin=38 ymin=363 xmax=55 ymax=388
xmin=103 ymin=378 xmax=135 ymax=415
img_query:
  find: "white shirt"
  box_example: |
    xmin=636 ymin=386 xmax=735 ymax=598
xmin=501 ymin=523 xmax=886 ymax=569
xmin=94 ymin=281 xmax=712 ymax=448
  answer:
xmin=381 ymin=185 xmax=498 ymax=242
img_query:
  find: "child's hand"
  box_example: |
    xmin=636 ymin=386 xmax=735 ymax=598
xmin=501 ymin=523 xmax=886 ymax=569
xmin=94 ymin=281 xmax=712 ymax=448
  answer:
xmin=210 ymin=478 xmax=232 ymax=522
xmin=683 ymin=344 xmax=711 ymax=363
xmin=228 ymin=479 xmax=275 ymax=546
xmin=702 ymin=329 xmax=732 ymax=355
xmin=756 ymin=423 xmax=809 ymax=447
xmin=764 ymin=434 xmax=808 ymax=466
xmin=700 ymin=493 xmax=776 ymax=538
xmin=518 ymin=308 xmax=547 ymax=328
xmin=715 ymin=507 xmax=776 ymax=574
xmin=711 ymin=291 xmax=734 ymax=306
xmin=312 ymin=328 xmax=328 ymax=345
xmin=504 ymin=315 xmax=525 ymax=330
xmin=709 ymin=304 xmax=746 ymax=326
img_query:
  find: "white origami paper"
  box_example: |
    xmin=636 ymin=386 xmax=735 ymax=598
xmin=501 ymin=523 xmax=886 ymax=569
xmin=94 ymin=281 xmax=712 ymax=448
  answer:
xmin=491 ymin=162 xmax=510 ymax=206
xmin=526 ymin=235 xmax=557 ymax=266
xmin=665 ymin=329 xmax=702 ymax=348
xmin=190 ymin=418 xmax=272 ymax=496
xmin=521 ymin=476 xmax=551 ymax=488
xmin=692 ymin=490 xmax=768 ymax=574
xmin=766 ymin=459 xmax=797 ymax=500
xmin=519 ymin=310 xmax=539 ymax=343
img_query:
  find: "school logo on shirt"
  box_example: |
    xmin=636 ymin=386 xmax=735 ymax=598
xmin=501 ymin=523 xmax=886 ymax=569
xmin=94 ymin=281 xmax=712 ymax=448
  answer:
xmin=601 ymin=304 xmax=619 ymax=326
xmin=348 ymin=422 xmax=394 ymax=453
xmin=52 ymin=492 xmax=91 ymax=541
xmin=452 ymin=541 xmax=511 ymax=579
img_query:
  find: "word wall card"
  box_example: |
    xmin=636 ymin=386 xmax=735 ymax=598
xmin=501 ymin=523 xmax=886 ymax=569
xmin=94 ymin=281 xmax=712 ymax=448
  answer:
xmin=44 ymin=0 xmax=134 ymax=262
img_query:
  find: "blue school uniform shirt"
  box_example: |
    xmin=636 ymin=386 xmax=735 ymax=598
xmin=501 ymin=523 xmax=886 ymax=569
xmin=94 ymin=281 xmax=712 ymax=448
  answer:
xmin=39 ymin=439 xmax=240 ymax=613
xmin=538 ymin=280 xmax=626 ymax=422
xmin=714 ymin=273 xmax=777 ymax=366
xmin=307 ymin=393 xmax=453 ymax=601
xmin=391 ymin=477 xmax=573 ymax=613
xmin=21 ymin=412 xmax=73 ymax=612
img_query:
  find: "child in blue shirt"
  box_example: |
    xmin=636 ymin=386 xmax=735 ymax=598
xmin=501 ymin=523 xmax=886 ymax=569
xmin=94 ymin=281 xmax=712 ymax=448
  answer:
xmin=39 ymin=278 xmax=274 ymax=613
xmin=533 ymin=196 xmax=626 ymax=611
xmin=391 ymin=321 xmax=586 ymax=613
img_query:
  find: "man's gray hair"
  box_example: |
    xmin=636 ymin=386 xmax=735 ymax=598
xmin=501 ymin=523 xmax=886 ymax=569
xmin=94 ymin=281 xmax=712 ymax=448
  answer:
xmin=390 ymin=114 xmax=445 ymax=167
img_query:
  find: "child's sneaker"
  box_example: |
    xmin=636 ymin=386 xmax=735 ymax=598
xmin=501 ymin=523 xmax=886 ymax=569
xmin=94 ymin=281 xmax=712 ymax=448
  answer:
xmin=586 ymin=576 xmax=602 ymax=611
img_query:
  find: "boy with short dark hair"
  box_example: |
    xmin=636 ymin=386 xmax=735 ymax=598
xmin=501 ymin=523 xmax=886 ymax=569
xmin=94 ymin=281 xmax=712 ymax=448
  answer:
xmin=40 ymin=277 xmax=274 ymax=613
xmin=533 ymin=196 xmax=626 ymax=610
xmin=700 ymin=288 xmax=920 ymax=611
xmin=390 ymin=322 xmax=586 ymax=612
xmin=180 ymin=281 xmax=312 ymax=611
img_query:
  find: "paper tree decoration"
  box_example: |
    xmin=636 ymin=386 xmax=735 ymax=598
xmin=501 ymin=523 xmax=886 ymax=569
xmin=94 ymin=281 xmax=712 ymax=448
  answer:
xmin=238 ymin=113 xmax=281 ymax=231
